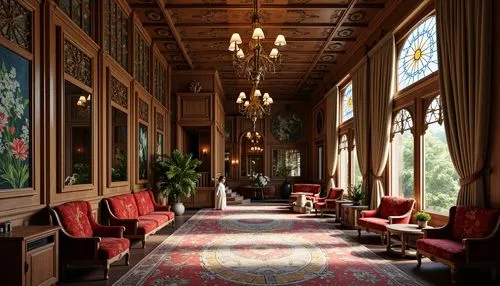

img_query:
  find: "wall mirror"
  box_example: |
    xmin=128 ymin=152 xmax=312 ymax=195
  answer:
xmin=240 ymin=131 xmax=264 ymax=177
xmin=64 ymin=80 xmax=92 ymax=185
xmin=111 ymin=107 xmax=128 ymax=182
xmin=272 ymin=148 xmax=302 ymax=178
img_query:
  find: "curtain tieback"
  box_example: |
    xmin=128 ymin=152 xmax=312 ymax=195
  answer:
xmin=459 ymin=167 xmax=491 ymax=187
xmin=371 ymin=172 xmax=383 ymax=180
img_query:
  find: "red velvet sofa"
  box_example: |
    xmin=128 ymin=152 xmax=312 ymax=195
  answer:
xmin=289 ymin=184 xmax=322 ymax=205
xmin=51 ymin=201 xmax=130 ymax=279
xmin=105 ymin=190 xmax=175 ymax=248
xmin=416 ymin=206 xmax=500 ymax=284
xmin=313 ymin=187 xmax=344 ymax=217
xmin=357 ymin=196 xmax=415 ymax=243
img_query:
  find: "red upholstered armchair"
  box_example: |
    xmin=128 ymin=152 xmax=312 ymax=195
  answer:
xmin=314 ymin=187 xmax=344 ymax=217
xmin=289 ymin=184 xmax=322 ymax=205
xmin=51 ymin=201 xmax=130 ymax=280
xmin=416 ymin=206 xmax=500 ymax=284
xmin=357 ymin=196 xmax=415 ymax=243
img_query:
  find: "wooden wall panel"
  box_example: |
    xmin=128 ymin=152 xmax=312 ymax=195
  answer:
xmin=177 ymin=94 xmax=211 ymax=122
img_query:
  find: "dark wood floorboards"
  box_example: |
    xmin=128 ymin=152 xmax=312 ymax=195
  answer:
xmin=58 ymin=204 xmax=496 ymax=286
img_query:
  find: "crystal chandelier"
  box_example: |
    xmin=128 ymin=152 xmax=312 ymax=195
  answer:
xmin=228 ymin=0 xmax=286 ymax=86
xmin=236 ymin=86 xmax=273 ymax=126
xmin=245 ymin=129 xmax=263 ymax=153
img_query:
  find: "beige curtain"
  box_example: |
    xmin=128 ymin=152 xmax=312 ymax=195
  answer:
xmin=436 ymin=0 xmax=492 ymax=207
xmin=351 ymin=57 xmax=370 ymax=203
xmin=368 ymin=35 xmax=395 ymax=209
xmin=326 ymin=87 xmax=339 ymax=189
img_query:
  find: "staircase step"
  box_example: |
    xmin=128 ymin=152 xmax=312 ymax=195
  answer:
xmin=227 ymin=195 xmax=244 ymax=201
xmin=228 ymin=198 xmax=251 ymax=205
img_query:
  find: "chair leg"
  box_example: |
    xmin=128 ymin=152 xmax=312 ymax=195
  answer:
xmin=416 ymin=251 xmax=422 ymax=268
xmin=450 ymin=267 xmax=458 ymax=285
xmin=104 ymin=263 xmax=110 ymax=280
xmin=142 ymin=239 xmax=146 ymax=248
xmin=125 ymin=252 xmax=130 ymax=266
xmin=321 ymin=210 xmax=324 ymax=218
xmin=357 ymin=228 xmax=361 ymax=239
xmin=380 ymin=234 xmax=386 ymax=245
xmin=315 ymin=209 xmax=318 ymax=216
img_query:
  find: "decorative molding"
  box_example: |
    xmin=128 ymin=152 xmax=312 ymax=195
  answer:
xmin=111 ymin=76 xmax=128 ymax=108
xmin=156 ymin=112 xmax=164 ymax=131
xmin=0 ymin=0 xmax=31 ymax=51
xmin=64 ymin=39 xmax=92 ymax=86
xmin=139 ymin=99 xmax=148 ymax=122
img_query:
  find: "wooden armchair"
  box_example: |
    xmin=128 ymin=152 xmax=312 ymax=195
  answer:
xmin=416 ymin=206 xmax=500 ymax=284
xmin=313 ymin=187 xmax=344 ymax=217
xmin=51 ymin=201 xmax=130 ymax=280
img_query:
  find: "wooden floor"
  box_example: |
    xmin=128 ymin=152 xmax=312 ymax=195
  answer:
xmin=58 ymin=203 xmax=496 ymax=286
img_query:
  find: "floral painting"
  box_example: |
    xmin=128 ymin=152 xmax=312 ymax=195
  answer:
xmin=271 ymin=109 xmax=303 ymax=143
xmin=139 ymin=124 xmax=148 ymax=180
xmin=0 ymin=45 xmax=31 ymax=189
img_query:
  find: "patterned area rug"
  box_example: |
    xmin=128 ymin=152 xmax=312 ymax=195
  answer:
xmin=114 ymin=205 xmax=423 ymax=286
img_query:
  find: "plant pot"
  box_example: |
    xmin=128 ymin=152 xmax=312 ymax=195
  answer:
xmin=352 ymin=201 xmax=361 ymax=206
xmin=172 ymin=202 xmax=185 ymax=216
xmin=280 ymin=180 xmax=292 ymax=199
xmin=417 ymin=220 xmax=428 ymax=229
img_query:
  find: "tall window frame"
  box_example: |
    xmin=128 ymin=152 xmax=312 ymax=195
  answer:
xmin=392 ymin=10 xmax=458 ymax=223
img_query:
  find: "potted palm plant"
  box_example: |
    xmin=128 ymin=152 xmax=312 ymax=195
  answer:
xmin=348 ymin=184 xmax=364 ymax=206
xmin=276 ymin=163 xmax=295 ymax=199
xmin=154 ymin=149 xmax=201 ymax=216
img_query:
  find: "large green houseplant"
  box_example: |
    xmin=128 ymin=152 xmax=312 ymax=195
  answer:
xmin=154 ymin=150 xmax=201 ymax=216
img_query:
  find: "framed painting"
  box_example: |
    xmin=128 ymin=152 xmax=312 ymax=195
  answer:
xmin=0 ymin=44 xmax=31 ymax=190
xmin=271 ymin=109 xmax=303 ymax=143
xmin=138 ymin=123 xmax=148 ymax=180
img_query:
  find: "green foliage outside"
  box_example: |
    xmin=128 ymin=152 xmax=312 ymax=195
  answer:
xmin=111 ymin=148 xmax=127 ymax=182
xmin=73 ymin=163 xmax=90 ymax=184
xmin=399 ymin=124 xmax=459 ymax=214
xmin=154 ymin=150 xmax=201 ymax=204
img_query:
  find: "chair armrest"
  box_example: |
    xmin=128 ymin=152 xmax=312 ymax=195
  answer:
xmin=361 ymin=210 xmax=378 ymax=218
xmin=463 ymin=218 xmax=500 ymax=262
xmin=109 ymin=217 xmax=139 ymax=235
xmin=423 ymin=226 xmax=450 ymax=239
xmin=93 ymin=224 xmax=125 ymax=238
xmin=154 ymin=205 xmax=171 ymax=212
xmin=316 ymin=198 xmax=326 ymax=203
xmin=388 ymin=211 xmax=412 ymax=224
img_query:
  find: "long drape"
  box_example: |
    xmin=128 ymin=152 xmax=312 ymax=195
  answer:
xmin=326 ymin=87 xmax=339 ymax=190
xmin=351 ymin=57 xmax=370 ymax=203
xmin=368 ymin=35 xmax=395 ymax=209
xmin=436 ymin=0 xmax=492 ymax=207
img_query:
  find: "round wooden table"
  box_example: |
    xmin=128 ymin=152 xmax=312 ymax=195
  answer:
xmin=386 ymin=224 xmax=432 ymax=258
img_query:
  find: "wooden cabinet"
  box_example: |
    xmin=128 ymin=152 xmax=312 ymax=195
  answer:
xmin=341 ymin=205 xmax=368 ymax=228
xmin=0 ymin=226 xmax=59 ymax=286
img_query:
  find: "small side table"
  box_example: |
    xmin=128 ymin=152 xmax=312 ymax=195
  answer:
xmin=335 ymin=200 xmax=352 ymax=222
xmin=345 ymin=205 xmax=368 ymax=228
xmin=386 ymin=224 xmax=432 ymax=258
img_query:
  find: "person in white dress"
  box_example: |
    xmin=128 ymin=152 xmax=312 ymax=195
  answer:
xmin=215 ymin=175 xmax=227 ymax=210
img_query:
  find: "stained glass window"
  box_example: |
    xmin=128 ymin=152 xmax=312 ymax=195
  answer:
xmin=398 ymin=16 xmax=438 ymax=90
xmin=392 ymin=109 xmax=414 ymax=137
xmin=57 ymin=0 xmax=92 ymax=36
xmin=104 ymin=0 xmax=128 ymax=70
xmin=342 ymin=82 xmax=353 ymax=122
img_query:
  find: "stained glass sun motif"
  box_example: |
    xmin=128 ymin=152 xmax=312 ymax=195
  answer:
xmin=398 ymin=16 xmax=438 ymax=90
xmin=342 ymin=83 xmax=353 ymax=122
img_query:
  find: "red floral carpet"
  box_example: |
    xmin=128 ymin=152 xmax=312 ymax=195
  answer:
xmin=114 ymin=205 xmax=423 ymax=286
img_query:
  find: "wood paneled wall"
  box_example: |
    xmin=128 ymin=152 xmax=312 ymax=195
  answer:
xmin=0 ymin=0 xmax=171 ymax=225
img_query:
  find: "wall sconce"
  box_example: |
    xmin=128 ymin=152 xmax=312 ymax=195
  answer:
xmin=202 ymin=147 xmax=208 ymax=155
xmin=231 ymin=159 xmax=239 ymax=165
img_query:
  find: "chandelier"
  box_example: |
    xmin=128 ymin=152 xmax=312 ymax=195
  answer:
xmin=236 ymin=86 xmax=273 ymax=126
xmin=228 ymin=0 xmax=286 ymax=86
xmin=245 ymin=128 xmax=263 ymax=153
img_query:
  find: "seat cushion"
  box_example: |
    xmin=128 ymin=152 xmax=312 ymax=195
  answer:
xmin=137 ymin=220 xmax=158 ymax=235
xmin=451 ymin=206 xmax=500 ymax=241
xmin=134 ymin=191 xmax=155 ymax=216
xmin=315 ymin=202 xmax=326 ymax=209
xmin=357 ymin=217 xmax=390 ymax=232
xmin=293 ymin=184 xmax=321 ymax=195
xmin=417 ymin=238 xmax=464 ymax=262
xmin=55 ymin=201 xmax=93 ymax=238
xmin=98 ymin=237 xmax=130 ymax=260
xmin=149 ymin=211 xmax=175 ymax=221
xmin=138 ymin=214 xmax=169 ymax=227
xmin=107 ymin=194 xmax=139 ymax=219
xmin=378 ymin=196 xmax=414 ymax=219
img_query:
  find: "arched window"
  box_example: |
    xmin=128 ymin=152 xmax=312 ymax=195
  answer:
xmin=423 ymin=96 xmax=459 ymax=214
xmin=391 ymin=109 xmax=414 ymax=198
xmin=341 ymin=83 xmax=353 ymax=122
xmin=397 ymin=16 xmax=438 ymax=90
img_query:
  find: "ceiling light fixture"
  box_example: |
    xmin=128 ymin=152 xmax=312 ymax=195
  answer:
xmin=236 ymin=86 xmax=273 ymax=126
xmin=228 ymin=0 xmax=286 ymax=86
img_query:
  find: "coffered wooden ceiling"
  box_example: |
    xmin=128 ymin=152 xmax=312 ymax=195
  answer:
xmin=129 ymin=0 xmax=388 ymax=99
